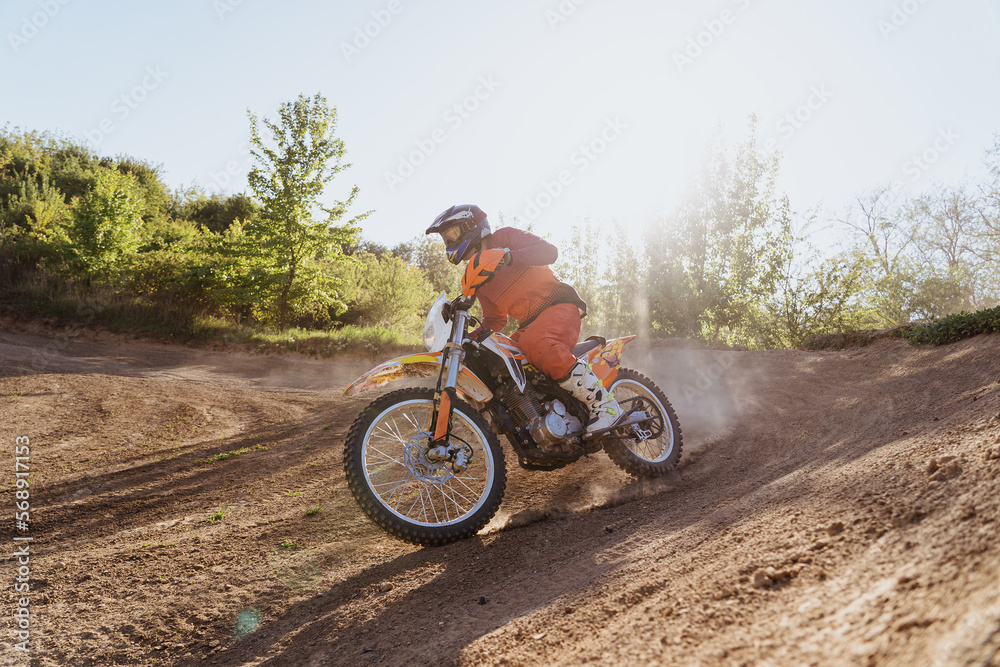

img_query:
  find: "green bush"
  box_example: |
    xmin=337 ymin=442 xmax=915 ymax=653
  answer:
xmin=338 ymin=251 xmax=434 ymax=330
xmin=0 ymin=172 xmax=73 ymax=272
xmin=70 ymin=169 xmax=145 ymax=280
xmin=169 ymin=188 xmax=259 ymax=233
xmin=907 ymin=305 xmax=1000 ymax=345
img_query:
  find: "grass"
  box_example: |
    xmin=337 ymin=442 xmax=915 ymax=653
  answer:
xmin=0 ymin=270 xmax=424 ymax=358
xmin=1 ymin=272 xmax=200 ymax=337
xmin=800 ymin=326 xmax=911 ymax=351
xmin=305 ymin=504 xmax=322 ymax=516
xmin=221 ymin=323 xmax=422 ymax=358
xmin=199 ymin=444 xmax=268 ymax=463
xmin=278 ymin=539 xmax=298 ymax=550
xmin=204 ymin=504 xmax=229 ymax=523
xmin=907 ymin=305 xmax=1000 ymax=345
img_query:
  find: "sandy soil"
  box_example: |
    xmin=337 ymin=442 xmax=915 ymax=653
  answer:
xmin=1 ymin=323 xmax=999 ymax=666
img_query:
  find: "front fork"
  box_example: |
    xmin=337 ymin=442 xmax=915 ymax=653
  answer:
xmin=426 ymin=309 xmax=470 ymax=472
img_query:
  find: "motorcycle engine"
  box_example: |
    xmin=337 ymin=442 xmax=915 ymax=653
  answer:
xmin=528 ymin=400 xmax=583 ymax=450
xmin=499 ymin=383 xmax=583 ymax=452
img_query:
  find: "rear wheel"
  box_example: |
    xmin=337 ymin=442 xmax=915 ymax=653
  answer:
xmin=344 ymin=387 xmax=506 ymax=546
xmin=603 ymin=368 xmax=682 ymax=477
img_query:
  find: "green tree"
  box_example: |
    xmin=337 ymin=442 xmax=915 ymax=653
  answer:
xmin=107 ymin=155 xmax=169 ymax=225
xmin=555 ymin=220 xmax=604 ymax=334
xmin=170 ymin=187 xmax=260 ymax=233
xmin=0 ymin=173 xmax=71 ymax=250
xmin=644 ymin=118 xmax=793 ymax=346
xmin=599 ymin=220 xmax=649 ymax=337
xmin=906 ymin=184 xmax=981 ymax=316
xmin=837 ymin=181 xmax=995 ymax=324
xmin=394 ymin=234 xmax=463 ymax=296
xmin=338 ymin=252 xmax=435 ymax=329
xmin=835 ymin=186 xmax=920 ymax=326
xmin=246 ymin=93 xmax=368 ymax=328
xmin=70 ymin=169 xmax=144 ymax=280
xmin=768 ymin=236 xmax=872 ymax=348
xmin=556 ymin=219 xmax=650 ymax=338
xmin=976 ymin=135 xmax=1000 ymax=303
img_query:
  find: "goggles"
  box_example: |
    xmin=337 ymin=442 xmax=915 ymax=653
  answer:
xmin=441 ymin=225 xmax=463 ymax=245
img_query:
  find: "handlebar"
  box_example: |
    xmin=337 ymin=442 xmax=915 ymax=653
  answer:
xmin=442 ymin=294 xmax=476 ymax=323
xmin=453 ymin=294 xmax=476 ymax=311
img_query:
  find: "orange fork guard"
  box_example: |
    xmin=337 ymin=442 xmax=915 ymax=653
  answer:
xmin=433 ymin=390 xmax=452 ymax=441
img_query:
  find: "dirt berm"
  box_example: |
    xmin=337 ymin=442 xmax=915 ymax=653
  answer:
xmin=1 ymin=326 xmax=999 ymax=666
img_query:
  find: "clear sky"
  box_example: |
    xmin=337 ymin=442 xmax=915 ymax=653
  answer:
xmin=3 ymin=0 xmax=999 ymax=248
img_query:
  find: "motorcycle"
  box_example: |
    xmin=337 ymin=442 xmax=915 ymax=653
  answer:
xmin=343 ymin=292 xmax=682 ymax=546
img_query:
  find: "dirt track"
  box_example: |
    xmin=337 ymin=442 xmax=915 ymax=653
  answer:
xmin=2 ymin=325 xmax=999 ymax=666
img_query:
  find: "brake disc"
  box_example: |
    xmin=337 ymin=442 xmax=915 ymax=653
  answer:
xmin=403 ymin=433 xmax=454 ymax=485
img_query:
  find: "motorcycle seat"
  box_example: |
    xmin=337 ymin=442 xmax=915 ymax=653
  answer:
xmin=571 ymin=336 xmax=607 ymax=358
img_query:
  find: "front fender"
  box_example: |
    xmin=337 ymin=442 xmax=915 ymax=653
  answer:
xmin=343 ymin=351 xmax=493 ymax=403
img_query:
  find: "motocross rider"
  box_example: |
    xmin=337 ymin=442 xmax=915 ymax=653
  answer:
xmin=426 ymin=204 xmax=622 ymax=437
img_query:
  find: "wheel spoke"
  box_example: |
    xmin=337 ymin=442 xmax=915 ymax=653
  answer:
xmin=366 ymin=444 xmax=405 ymax=465
xmin=404 ymin=487 xmax=421 ymax=517
xmin=452 ymin=475 xmax=483 ymax=498
xmin=384 ymin=479 xmax=407 ymax=505
xmin=372 ymin=477 xmax=408 ymax=489
xmin=392 ymin=479 xmax=412 ymax=510
xmin=401 ymin=408 xmax=425 ymax=431
xmin=439 ymin=486 xmax=452 ymax=522
xmin=374 ymin=418 xmax=407 ymax=441
xmin=388 ymin=416 xmax=407 ymax=442
xmin=444 ymin=481 xmax=477 ymax=507
xmin=447 ymin=485 xmax=469 ymax=516
xmin=424 ymin=485 xmax=439 ymax=523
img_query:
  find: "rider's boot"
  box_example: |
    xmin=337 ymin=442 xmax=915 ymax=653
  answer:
xmin=559 ymin=359 xmax=622 ymax=438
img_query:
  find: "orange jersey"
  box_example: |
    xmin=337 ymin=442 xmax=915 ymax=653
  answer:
xmin=477 ymin=227 xmax=586 ymax=332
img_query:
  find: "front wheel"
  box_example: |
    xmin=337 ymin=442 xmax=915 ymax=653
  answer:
xmin=344 ymin=387 xmax=506 ymax=546
xmin=604 ymin=368 xmax=682 ymax=477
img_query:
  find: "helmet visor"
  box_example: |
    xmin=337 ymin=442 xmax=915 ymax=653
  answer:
xmin=440 ymin=225 xmax=463 ymax=245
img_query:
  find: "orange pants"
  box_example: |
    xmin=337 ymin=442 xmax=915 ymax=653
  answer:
xmin=511 ymin=303 xmax=582 ymax=381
